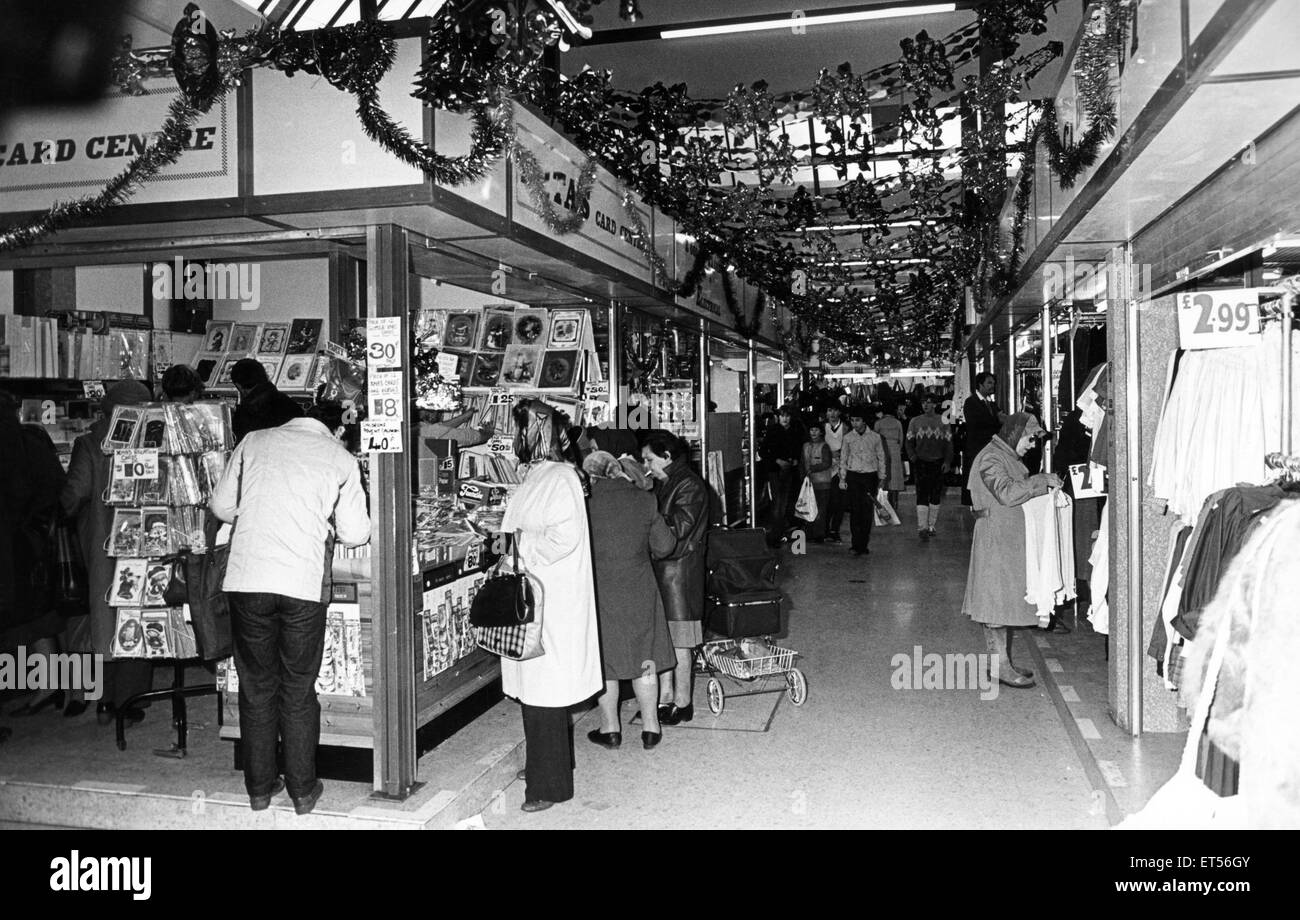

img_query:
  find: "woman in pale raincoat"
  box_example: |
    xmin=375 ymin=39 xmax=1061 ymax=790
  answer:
xmin=962 ymin=412 xmax=1061 ymax=688
xmin=501 ymin=400 xmax=601 ymax=812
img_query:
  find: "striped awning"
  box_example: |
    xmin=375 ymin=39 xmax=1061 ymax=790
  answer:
xmin=233 ymin=0 xmax=447 ymax=31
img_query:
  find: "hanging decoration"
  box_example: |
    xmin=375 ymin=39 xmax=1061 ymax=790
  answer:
xmin=512 ymin=105 xmax=599 ymax=235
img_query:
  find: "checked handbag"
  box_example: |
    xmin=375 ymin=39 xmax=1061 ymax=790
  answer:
xmin=472 ymin=533 xmax=545 ymax=661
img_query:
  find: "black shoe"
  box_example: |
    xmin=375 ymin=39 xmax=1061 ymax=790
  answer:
xmin=63 ymin=700 xmax=89 ymax=718
xmin=521 ymin=799 xmax=555 ymax=813
xmin=586 ymin=729 xmax=621 ymax=749
xmin=249 ymin=777 xmax=285 ymax=812
xmin=660 ymin=703 xmax=694 ymax=725
xmin=292 ymin=780 xmax=324 ymax=816
xmin=11 ymin=691 xmax=64 ymax=716
xmin=642 ymin=730 xmax=662 ymax=750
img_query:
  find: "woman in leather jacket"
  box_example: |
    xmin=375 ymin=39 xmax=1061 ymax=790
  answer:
xmin=641 ymin=432 xmax=710 ymax=726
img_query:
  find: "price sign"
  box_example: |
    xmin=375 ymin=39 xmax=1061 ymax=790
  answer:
xmin=487 ymin=435 xmax=513 ymax=454
xmin=489 ymin=387 xmax=512 ymax=406
xmin=325 ymin=340 xmax=349 ymax=360
xmin=83 ymin=380 xmax=106 ymax=399
xmin=1177 ymin=289 xmax=1261 ymax=350
xmin=462 ymin=540 xmax=482 ymax=573
xmin=365 ymin=317 xmax=402 ymax=368
xmin=360 ymin=419 xmax=403 ymax=453
xmin=435 ymin=352 xmax=461 ymax=378
xmin=367 ymin=370 xmax=404 ymax=422
xmin=584 ymin=381 xmax=609 ymax=400
xmin=114 ymin=448 xmax=159 ymax=480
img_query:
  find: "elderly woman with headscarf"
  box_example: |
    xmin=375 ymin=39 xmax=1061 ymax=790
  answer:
xmin=962 ymin=412 xmax=1062 ymax=689
xmin=61 ymin=379 xmax=156 ymax=722
xmin=582 ymin=451 xmax=677 ymax=751
xmin=501 ymin=400 xmax=602 ymax=812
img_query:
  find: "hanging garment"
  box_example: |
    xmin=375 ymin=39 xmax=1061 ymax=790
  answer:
xmin=1087 ymin=501 xmax=1109 ymax=636
xmin=1023 ymin=490 xmax=1076 ymax=624
xmin=1178 ymin=498 xmax=1300 ymax=828
xmin=1148 ymin=329 xmax=1298 ymax=525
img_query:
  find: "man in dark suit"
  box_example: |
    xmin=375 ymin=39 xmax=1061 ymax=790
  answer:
xmin=231 ymin=359 xmax=304 ymax=444
xmin=962 ymin=372 xmax=1006 ymax=503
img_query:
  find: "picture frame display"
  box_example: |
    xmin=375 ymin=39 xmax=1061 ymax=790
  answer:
xmin=256 ymin=323 xmax=289 ymax=356
xmin=443 ymin=313 xmax=480 ymax=351
xmin=229 ymin=323 xmax=261 ymax=356
xmin=538 ymin=350 xmax=579 ymax=389
xmin=547 ymin=310 xmax=585 ymax=349
xmin=201 ymin=322 xmax=233 ymax=354
xmin=500 ymin=345 xmax=542 ymax=388
xmin=287 ymin=319 xmax=323 ymax=355
xmin=479 ymin=309 xmax=514 ymax=351
xmin=512 ymin=310 xmax=548 ymax=347
xmin=277 ymin=354 xmax=315 ymax=390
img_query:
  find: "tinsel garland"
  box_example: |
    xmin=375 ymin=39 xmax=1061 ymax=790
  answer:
xmin=719 ymin=270 xmax=764 ymax=339
xmin=1039 ymin=0 xmax=1122 ymax=189
xmin=511 ymin=105 xmax=598 ymax=235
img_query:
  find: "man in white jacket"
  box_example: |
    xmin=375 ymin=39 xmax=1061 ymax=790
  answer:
xmin=210 ymin=402 xmax=370 ymax=815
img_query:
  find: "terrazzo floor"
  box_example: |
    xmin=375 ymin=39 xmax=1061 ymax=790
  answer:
xmin=483 ymin=496 xmax=1116 ymax=829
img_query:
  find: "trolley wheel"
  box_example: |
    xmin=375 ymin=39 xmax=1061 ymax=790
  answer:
xmin=785 ymin=668 xmax=808 ymax=706
xmin=706 ymin=678 xmax=725 ymax=715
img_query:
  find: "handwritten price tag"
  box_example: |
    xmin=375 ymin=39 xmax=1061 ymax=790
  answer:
xmin=360 ymin=419 xmax=403 ymax=453
xmin=462 ymin=540 xmax=482 ymax=573
xmin=489 ymin=387 xmax=512 ymax=406
xmin=365 ymin=317 xmax=402 ymax=368
xmin=367 ymin=370 xmax=404 ymax=421
xmin=1177 ymin=289 xmax=1261 ymax=350
xmin=435 ymin=352 xmax=461 ymax=378
xmin=584 ymin=381 xmax=609 ymax=400
xmin=325 ymin=340 xmax=349 ymax=360
xmin=114 ymin=448 xmax=159 ymax=480
xmin=83 ymin=380 xmax=106 ymax=399
xmin=487 ymin=435 xmax=513 ymax=454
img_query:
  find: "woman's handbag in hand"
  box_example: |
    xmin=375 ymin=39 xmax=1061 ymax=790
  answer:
xmin=472 ymin=534 xmax=545 ymax=661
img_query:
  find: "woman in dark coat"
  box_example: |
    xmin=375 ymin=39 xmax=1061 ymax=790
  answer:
xmin=962 ymin=412 xmax=1061 ymax=688
xmin=642 ymin=432 xmax=710 ymax=726
xmin=1 ymin=390 xmax=67 ymax=716
xmin=583 ymin=451 xmax=676 ymax=750
xmin=61 ymin=379 xmax=154 ymax=723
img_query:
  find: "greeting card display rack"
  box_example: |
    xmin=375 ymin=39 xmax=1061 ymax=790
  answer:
xmin=100 ymin=399 xmax=233 ymax=754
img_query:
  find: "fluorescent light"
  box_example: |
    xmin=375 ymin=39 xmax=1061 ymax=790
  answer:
xmin=660 ymin=4 xmax=957 ymax=39
xmin=804 ymin=220 xmax=936 ymax=231
xmin=817 ymin=258 xmax=931 ymax=266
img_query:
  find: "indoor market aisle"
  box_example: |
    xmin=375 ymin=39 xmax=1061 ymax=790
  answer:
xmin=484 ymin=497 xmax=1110 ymax=829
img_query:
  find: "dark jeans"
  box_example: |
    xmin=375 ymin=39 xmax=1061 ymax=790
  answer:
xmin=766 ymin=468 xmax=796 ymax=539
xmin=827 ymin=474 xmax=845 ymax=535
xmin=915 ymin=459 xmax=946 ymax=506
xmin=229 ymin=592 xmax=327 ymax=800
xmin=845 ymin=471 xmax=880 ymax=552
xmin=521 ymin=703 xmax=575 ymax=804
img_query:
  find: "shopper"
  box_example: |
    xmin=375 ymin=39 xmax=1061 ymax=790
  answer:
xmin=582 ymin=451 xmax=676 ymax=751
xmin=906 ymin=393 xmax=954 ymax=540
xmin=1 ymin=391 xmax=68 ymax=716
xmin=962 ymin=372 xmax=1004 ymax=502
xmin=642 ymin=432 xmax=710 ymax=726
xmin=160 ymin=364 xmax=206 ymax=403
xmin=230 ymin=357 xmax=303 ymax=443
xmin=500 ymin=400 xmax=601 ymax=812
xmin=823 ymin=402 xmax=847 ymax=543
xmin=60 ymin=380 xmax=155 ymax=725
xmin=800 ymin=421 xmax=834 ymax=542
xmin=962 ymin=412 xmax=1061 ymax=689
xmin=758 ymin=404 xmax=803 ymax=546
xmin=210 ymin=401 xmax=371 ymax=814
xmin=874 ymin=402 xmax=906 ymax=515
xmin=839 ymin=406 xmax=887 ymax=556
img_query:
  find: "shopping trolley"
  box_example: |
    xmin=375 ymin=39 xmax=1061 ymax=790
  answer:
xmin=695 ymin=528 xmax=807 ymax=715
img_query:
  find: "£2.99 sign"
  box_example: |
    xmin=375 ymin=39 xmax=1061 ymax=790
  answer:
xmin=1177 ymin=289 xmax=1262 ymax=350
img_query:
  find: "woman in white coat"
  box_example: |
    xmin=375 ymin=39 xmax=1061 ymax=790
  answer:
xmin=501 ymin=400 xmax=602 ymax=812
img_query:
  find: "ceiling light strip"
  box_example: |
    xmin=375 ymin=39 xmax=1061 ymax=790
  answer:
xmin=660 ymin=4 xmax=957 ymax=40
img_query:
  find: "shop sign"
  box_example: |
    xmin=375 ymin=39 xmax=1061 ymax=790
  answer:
xmin=360 ymin=419 xmax=402 ymax=453
xmin=114 ymin=449 xmax=159 ymax=480
xmin=1176 ymin=289 xmax=1261 ymax=350
xmin=365 ymin=317 xmax=402 ymax=369
xmin=0 ymin=82 xmax=235 ymax=212
xmin=511 ymin=105 xmax=652 ymax=283
xmin=368 ymin=370 xmax=404 ymax=422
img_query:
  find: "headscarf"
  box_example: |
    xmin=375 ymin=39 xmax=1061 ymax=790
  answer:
xmin=582 ymin=450 xmax=626 ymax=481
xmin=103 ymin=379 xmax=153 ymax=414
xmin=998 ymin=411 xmax=1042 ymax=450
